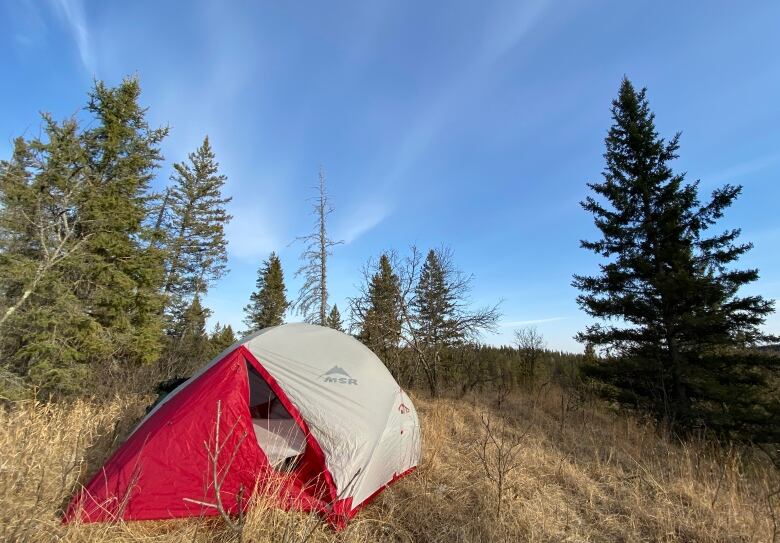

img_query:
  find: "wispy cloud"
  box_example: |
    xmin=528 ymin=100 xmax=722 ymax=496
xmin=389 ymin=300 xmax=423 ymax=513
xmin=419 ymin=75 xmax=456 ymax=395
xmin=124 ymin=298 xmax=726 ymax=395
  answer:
xmin=500 ymin=317 xmax=568 ymax=327
xmin=479 ymin=0 xmax=552 ymax=64
xmin=48 ymin=0 xmax=94 ymax=73
xmin=378 ymin=1 xmax=553 ymax=189
xmin=335 ymin=201 xmax=392 ymax=245
xmin=705 ymin=152 xmax=780 ymax=185
xmin=140 ymin=2 xmax=287 ymax=261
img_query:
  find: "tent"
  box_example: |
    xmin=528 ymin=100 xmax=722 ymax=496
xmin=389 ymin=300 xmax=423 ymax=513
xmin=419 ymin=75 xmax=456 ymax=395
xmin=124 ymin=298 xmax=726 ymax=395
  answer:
xmin=64 ymin=323 xmax=421 ymax=527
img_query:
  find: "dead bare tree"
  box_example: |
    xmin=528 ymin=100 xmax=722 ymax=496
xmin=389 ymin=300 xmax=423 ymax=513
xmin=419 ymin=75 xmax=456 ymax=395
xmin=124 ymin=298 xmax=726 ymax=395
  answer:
xmin=294 ymin=167 xmax=342 ymax=325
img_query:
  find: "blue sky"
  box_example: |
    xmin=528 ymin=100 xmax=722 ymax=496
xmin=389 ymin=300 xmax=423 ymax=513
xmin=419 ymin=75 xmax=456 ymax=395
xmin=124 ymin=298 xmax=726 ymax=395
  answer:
xmin=2 ymin=1 xmax=779 ymax=351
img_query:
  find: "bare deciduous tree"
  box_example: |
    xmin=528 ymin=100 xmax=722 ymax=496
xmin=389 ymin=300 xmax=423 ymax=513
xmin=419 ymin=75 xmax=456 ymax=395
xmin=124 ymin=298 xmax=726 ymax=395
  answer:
xmin=514 ymin=326 xmax=545 ymax=386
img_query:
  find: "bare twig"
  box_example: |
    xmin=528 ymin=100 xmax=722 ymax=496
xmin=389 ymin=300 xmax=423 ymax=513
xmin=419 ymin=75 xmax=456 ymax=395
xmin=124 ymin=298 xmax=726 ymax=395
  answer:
xmin=475 ymin=410 xmax=529 ymax=518
xmin=204 ymin=400 xmax=248 ymax=542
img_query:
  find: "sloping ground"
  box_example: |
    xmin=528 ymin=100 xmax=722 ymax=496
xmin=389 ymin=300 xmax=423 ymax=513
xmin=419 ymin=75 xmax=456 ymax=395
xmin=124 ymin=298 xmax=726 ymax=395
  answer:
xmin=1 ymin=387 xmax=776 ymax=542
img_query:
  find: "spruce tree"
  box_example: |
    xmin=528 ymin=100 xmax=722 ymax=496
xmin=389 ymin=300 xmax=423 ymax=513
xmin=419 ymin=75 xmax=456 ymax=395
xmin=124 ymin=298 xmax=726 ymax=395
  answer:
xmin=1 ymin=78 xmax=171 ymax=392
xmin=326 ymin=304 xmax=344 ymax=332
xmin=574 ymin=78 xmax=777 ymax=439
xmin=209 ymin=322 xmax=237 ymax=357
xmin=358 ymin=253 xmax=402 ymax=355
xmin=164 ymin=136 xmax=232 ymax=311
xmin=414 ymin=250 xmax=458 ymax=347
xmin=406 ymin=247 xmax=499 ymax=396
xmin=0 ymin=122 xmax=97 ymax=394
xmin=78 ymin=77 xmax=169 ymax=366
xmin=411 ymin=249 xmax=459 ymax=395
xmin=167 ymin=295 xmax=211 ymax=376
xmin=244 ymin=252 xmax=289 ymax=331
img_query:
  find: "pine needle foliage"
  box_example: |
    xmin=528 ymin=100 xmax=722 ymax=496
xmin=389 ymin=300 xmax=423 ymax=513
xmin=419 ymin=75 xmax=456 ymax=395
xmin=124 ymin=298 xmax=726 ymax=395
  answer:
xmin=356 ymin=253 xmax=403 ymax=355
xmin=244 ymin=252 xmax=289 ymax=332
xmin=0 ymin=77 xmax=169 ymax=394
xmin=574 ymin=78 xmax=778 ymax=440
xmin=326 ymin=304 xmax=344 ymax=332
xmin=164 ymin=136 xmax=232 ymax=305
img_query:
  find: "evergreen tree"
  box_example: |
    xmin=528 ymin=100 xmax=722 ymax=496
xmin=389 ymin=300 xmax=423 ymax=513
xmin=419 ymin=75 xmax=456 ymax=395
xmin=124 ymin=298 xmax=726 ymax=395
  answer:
xmin=243 ymin=252 xmax=288 ymax=331
xmin=358 ymin=253 xmax=402 ymax=354
xmin=414 ymin=250 xmax=458 ymax=347
xmin=77 ymin=77 xmax=169 ymax=366
xmin=0 ymin=123 xmax=97 ymax=394
xmin=411 ymin=249 xmax=460 ymax=396
xmin=574 ymin=78 xmax=777 ymax=440
xmin=163 ymin=136 xmax=232 ymax=314
xmin=209 ymin=322 xmax=237 ymax=357
xmin=0 ymin=76 xmax=170 ymax=393
xmin=167 ymin=295 xmax=211 ymax=376
xmin=408 ymin=247 xmax=500 ymax=396
xmin=326 ymin=304 xmax=344 ymax=332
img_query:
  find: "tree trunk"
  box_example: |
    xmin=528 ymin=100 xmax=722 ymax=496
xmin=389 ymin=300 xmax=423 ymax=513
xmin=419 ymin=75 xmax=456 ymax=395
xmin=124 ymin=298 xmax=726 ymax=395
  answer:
xmin=666 ymin=332 xmax=689 ymax=428
xmin=0 ymin=283 xmax=37 ymax=327
xmin=164 ymin=203 xmax=192 ymax=295
xmin=318 ymin=168 xmax=328 ymax=326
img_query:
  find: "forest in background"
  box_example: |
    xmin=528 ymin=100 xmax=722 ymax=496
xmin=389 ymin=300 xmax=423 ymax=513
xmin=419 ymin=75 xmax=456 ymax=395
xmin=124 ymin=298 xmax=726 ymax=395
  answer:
xmin=0 ymin=75 xmax=777 ymax=452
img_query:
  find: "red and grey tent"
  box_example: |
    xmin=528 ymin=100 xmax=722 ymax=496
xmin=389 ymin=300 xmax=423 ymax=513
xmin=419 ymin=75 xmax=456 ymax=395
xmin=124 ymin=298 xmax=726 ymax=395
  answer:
xmin=64 ymin=324 xmax=421 ymax=527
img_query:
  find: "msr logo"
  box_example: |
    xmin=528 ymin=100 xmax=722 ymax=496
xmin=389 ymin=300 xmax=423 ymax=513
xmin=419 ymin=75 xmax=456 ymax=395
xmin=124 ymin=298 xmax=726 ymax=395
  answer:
xmin=320 ymin=366 xmax=358 ymax=385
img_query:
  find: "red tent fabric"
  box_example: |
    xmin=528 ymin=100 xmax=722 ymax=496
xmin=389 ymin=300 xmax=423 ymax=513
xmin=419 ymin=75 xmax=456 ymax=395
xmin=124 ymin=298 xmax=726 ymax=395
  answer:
xmin=65 ymin=347 xmax=334 ymax=523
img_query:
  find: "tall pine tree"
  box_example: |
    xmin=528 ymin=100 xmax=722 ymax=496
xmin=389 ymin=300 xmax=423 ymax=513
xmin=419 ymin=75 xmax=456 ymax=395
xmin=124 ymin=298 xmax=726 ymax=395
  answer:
xmin=0 ymin=119 xmax=97 ymax=394
xmin=574 ymin=78 xmax=777 ymax=440
xmin=404 ymin=247 xmax=499 ymax=396
xmin=78 ymin=77 xmax=169 ymax=367
xmin=411 ymin=249 xmax=459 ymax=396
xmin=163 ymin=136 xmax=232 ymax=321
xmin=244 ymin=252 xmax=289 ymax=331
xmin=357 ymin=253 xmax=402 ymax=355
xmin=0 ymin=77 xmax=170 ymax=393
xmin=414 ymin=250 xmax=458 ymax=347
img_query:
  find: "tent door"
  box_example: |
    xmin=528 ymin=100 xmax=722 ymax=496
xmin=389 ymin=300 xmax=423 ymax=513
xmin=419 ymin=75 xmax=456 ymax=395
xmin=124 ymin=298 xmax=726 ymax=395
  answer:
xmin=246 ymin=362 xmax=307 ymax=469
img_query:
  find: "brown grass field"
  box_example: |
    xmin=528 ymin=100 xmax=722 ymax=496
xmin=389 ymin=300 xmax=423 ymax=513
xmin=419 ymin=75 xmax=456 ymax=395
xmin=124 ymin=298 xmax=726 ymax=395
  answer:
xmin=1 ymin=386 xmax=777 ymax=542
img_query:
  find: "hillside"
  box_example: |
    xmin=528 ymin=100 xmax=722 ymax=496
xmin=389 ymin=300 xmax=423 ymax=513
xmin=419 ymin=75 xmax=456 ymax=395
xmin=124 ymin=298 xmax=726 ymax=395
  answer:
xmin=2 ymin=386 xmax=776 ymax=542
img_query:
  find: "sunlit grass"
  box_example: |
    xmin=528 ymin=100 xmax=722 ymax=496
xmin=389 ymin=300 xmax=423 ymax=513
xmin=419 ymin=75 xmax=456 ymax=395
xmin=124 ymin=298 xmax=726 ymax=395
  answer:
xmin=1 ymin=387 xmax=776 ymax=542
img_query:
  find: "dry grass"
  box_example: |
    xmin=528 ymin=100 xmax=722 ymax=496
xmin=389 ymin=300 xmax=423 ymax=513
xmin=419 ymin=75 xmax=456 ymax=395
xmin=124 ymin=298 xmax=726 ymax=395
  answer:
xmin=1 ymin=387 xmax=777 ymax=542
